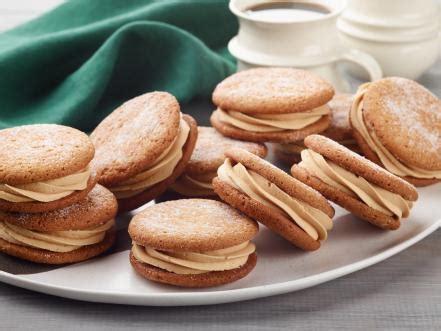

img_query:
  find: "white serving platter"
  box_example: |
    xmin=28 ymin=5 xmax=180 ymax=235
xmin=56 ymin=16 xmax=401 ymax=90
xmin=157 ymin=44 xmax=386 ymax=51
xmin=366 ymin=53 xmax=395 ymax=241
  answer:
xmin=1 ymin=184 xmax=439 ymax=306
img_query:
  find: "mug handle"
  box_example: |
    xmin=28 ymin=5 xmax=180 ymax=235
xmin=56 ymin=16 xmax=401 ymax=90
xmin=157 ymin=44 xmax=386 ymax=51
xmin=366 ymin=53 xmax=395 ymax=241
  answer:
xmin=339 ymin=49 xmax=383 ymax=81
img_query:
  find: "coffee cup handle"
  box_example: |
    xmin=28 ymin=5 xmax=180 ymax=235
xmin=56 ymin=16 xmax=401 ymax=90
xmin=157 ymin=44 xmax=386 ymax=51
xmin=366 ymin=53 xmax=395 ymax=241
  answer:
xmin=339 ymin=49 xmax=383 ymax=81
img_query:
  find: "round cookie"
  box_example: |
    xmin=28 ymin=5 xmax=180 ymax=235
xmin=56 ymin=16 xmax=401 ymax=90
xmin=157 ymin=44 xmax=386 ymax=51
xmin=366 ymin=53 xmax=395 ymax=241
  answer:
xmin=213 ymin=147 xmax=334 ymax=251
xmin=212 ymin=67 xmax=334 ymax=114
xmin=0 ymin=184 xmax=117 ymax=264
xmin=350 ymin=78 xmax=441 ymax=186
xmin=170 ymin=127 xmax=267 ymax=197
xmin=128 ymin=199 xmax=258 ymax=288
xmin=0 ymin=124 xmax=96 ymax=213
xmin=210 ymin=67 xmax=334 ymax=143
xmin=291 ymin=135 xmax=418 ymax=230
xmin=90 ymin=92 xmax=198 ymax=211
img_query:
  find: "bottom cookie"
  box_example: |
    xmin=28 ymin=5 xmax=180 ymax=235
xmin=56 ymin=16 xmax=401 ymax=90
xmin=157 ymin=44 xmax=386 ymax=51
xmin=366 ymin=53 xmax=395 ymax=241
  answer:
xmin=130 ymin=251 xmax=257 ymax=288
xmin=0 ymin=229 xmax=116 ymax=265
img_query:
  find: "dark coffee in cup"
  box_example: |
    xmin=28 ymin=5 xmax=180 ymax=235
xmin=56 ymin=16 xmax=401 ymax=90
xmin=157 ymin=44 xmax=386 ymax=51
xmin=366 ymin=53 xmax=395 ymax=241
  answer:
xmin=245 ymin=1 xmax=330 ymax=22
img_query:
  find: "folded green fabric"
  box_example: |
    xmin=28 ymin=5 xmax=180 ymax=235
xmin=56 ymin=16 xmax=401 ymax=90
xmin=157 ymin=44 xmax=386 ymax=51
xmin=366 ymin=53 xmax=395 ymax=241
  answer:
xmin=0 ymin=0 xmax=238 ymax=131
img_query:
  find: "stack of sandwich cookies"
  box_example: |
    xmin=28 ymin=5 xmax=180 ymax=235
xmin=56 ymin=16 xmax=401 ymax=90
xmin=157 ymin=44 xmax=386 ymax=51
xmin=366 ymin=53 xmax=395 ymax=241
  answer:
xmin=350 ymin=77 xmax=441 ymax=187
xmin=170 ymin=127 xmax=267 ymax=197
xmin=128 ymin=199 xmax=258 ymax=287
xmin=291 ymin=135 xmax=418 ymax=230
xmin=273 ymin=94 xmax=360 ymax=165
xmin=0 ymin=185 xmax=117 ymax=264
xmin=213 ymin=148 xmax=334 ymax=251
xmin=91 ymin=92 xmax=198 ymax=211
xmin=210 ymin=68 xmax=334 ymax=143
xmin=0 ymin=125 xmax=97 ymax=213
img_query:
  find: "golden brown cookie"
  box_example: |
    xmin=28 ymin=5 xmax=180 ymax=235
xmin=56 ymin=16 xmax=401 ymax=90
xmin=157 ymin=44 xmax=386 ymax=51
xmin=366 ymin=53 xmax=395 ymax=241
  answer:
xmin=213 ymin=147 xmax=334 ymax=251
xmin=0 ymin=184 xmax=117 ymax=264
xmin=350 ymin=78 xmax=441 ymax=187
xmin=0 ymin=124 xmax=96 ymax=213
xmin=128 ymin=199 xmax=258 ymax=287
xmin=210 ymin=68 xmax=334 ymax=143
xmin=90 ymin=92 xmax=198 ymax=211
xmin=0 ymin=185 xmax=117 ymax=232
xmin=170 ymin=126 xmax=267 ymax=197
xmin=212 ymin=67 xmax=334 ymax=114
xmin=291 ymin=135 xmax=418 ymax=230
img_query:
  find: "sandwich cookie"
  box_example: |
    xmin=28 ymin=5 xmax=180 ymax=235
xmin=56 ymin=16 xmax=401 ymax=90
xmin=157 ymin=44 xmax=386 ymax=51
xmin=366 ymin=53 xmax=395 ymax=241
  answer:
xmin=170 ymin=127 xmax=267 ymax=197
xmin=0 ymin=185 xmax=117 ymax=264
xmin=291 ymin=135 xmax=418 ymax=230
xmin=213 ymin=148 xmax=334 ymax=251
xmin=0 ymin=124 xmax=96 ymax=213
xmin=128 ymin=199 xmax=258 ymax=287
xmin=210 ymin=68 xmax=334 ymax=143
xmin=274 ymin=94 xmax=360 ymax=164
xmin=91 ymin=92 xmax=198 ymax=211
xmin=350 ymin=78 xmax=441 ymax=186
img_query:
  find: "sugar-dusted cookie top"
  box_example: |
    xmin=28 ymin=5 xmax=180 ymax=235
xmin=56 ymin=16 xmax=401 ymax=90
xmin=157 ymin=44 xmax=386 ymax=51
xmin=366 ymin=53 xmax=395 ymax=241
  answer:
xmin=0 ymin=184 xmax=117 ymax=232
xmin=0 ymin=124 xmax=94 ymax=185
xmin=212 ymin=67 xmax=334 ymax=114
xmin=362 ymin=77 xmax=441 ymax=170
xmin=90 ymin=92 xmax=181 ymax=186
xmin=129 ymin=199 xmax=258 ymax=252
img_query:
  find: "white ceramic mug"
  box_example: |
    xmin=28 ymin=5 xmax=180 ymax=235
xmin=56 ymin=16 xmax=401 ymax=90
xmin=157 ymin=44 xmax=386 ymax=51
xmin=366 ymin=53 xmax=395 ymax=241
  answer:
xmin=338 ymin=0 xmax=441 ymax=79
xmin=228 ymin=0 xmax=382 ymax=92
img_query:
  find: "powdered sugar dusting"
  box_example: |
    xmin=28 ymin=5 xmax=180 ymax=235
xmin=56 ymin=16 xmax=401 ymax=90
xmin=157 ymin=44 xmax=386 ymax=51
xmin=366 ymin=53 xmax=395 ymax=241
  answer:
xmin=383 ymin=79 xmax=441 ymax=150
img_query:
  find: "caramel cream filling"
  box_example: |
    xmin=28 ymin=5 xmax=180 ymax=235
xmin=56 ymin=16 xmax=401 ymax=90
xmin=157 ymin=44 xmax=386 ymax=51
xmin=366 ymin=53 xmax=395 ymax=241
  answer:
xmin=216 ymin=105 xmax=329 ymax=132
xmin=0 ymin=167 xmax=91 ymax=203
xmin=170 ymin=173 xmax=216 ymax=197
xmin=217 ymin=159 xmax=332 ymax=241
xmin=299 ymin=149 xmax=413 ymax=218
xmin=351 ymin=84 xmax=441 ymax=179
xmin=0 ymin=219 xmax=115 ymax=252
xmin=132 ymin=241 xmax=255 ymax=275
xmin=111 ymin=118 xmax=190 ymax=198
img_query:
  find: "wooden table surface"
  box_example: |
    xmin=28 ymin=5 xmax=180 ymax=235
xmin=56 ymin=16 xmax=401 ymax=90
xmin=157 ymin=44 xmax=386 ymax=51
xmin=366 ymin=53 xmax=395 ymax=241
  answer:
xmin=0 ymin=2 xmax=440 ymax=330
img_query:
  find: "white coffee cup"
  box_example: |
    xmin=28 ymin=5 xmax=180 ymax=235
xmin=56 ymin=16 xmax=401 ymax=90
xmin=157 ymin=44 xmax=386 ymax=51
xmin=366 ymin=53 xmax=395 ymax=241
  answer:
xmin=338 ymin=0 xmax=441 ymax=79
xmin=228 ymin=0 xmax=382 ymax=91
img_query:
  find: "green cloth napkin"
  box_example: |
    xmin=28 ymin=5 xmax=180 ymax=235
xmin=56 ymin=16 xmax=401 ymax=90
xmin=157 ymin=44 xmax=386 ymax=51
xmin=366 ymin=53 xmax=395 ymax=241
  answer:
xmin=0 ymin=0 xmax=238 ymax=131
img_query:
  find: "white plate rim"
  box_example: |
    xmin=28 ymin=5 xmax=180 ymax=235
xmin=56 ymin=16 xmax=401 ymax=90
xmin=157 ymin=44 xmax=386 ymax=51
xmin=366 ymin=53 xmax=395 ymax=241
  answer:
xmin=0 ymin=219 xmax=439 ymax=306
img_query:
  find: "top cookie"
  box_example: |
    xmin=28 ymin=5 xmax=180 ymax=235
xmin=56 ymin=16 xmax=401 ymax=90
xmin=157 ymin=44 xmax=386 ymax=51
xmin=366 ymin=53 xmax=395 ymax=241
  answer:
xmin=0 ymin=184 xmax=117 ymax=232
xmin=323 ymin=93 xmax=353 ymax=141
xmin=128 ymin=199 xmax=258 ymax=252
xmin=0 ymin=124 xmax=94 ymax=185
xmin=185 ymin=127 xmax=267 ymax=175
xmin=212 ymin=68 xmax=334 ymax=114
xmin=90 ymin=92 xmax=181 ymax=186
xmin=304 ymin=135 xmax=418 ymax=201
xmin=362 ymin=77 xmax=441 ymax=170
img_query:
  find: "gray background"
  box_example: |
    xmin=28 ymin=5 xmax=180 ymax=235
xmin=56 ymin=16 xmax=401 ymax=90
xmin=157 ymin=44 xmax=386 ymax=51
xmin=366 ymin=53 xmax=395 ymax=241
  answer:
xmin=0 ymin=2 xmax=440 ymax=330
